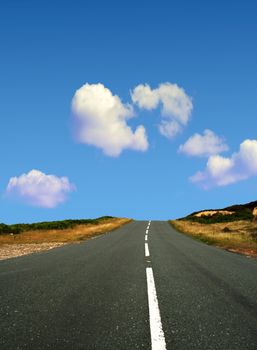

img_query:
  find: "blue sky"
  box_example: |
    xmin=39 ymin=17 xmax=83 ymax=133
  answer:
xmin=1 ymin=0 xmax=257 ymax=223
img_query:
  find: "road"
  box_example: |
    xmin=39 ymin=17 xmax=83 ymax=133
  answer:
xmin=1 ymin=221 xmax=257 ymax=349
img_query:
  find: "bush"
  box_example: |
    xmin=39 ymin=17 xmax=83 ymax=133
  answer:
xmin=222 ymin=226 xmax=231 ymax=233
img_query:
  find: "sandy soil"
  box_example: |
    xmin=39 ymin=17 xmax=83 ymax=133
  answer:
xmin=194 ymin=210 xmax=235 ymax=217
xmin=0 ymin=243 xmax=66 ymax=261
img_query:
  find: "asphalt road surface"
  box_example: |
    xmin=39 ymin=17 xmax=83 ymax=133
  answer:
xmin=1 ymin=221 xmax=257 ymax=349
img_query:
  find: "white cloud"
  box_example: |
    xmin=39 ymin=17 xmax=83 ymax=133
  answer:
xmin=178 ymin=129 xmax=228 ymax=157
xmin=130 ymin=84 xmax=159 ymax=110
xmin=190 ymin=139 xmax=257 ymax=188
xmin=131 ymin=82 xmax=193 ymax=138
xmin=6 ymin=169 xmax=75 ymax=208
xmin=72 ymin=83 xmax=148 ymax=157
xmin=159 ymin=120 xmax=182 ymax=139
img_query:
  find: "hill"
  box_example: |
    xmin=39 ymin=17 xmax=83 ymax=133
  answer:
xmin=0 ymin=217 xmax=131 ymax=260
xmin=0 ymin=216 xmax=114 ymax=235
xmin=182 ymin=200 xmax=257 ymax=224
xmin=171 ymin=200 xmax=257 ymax=258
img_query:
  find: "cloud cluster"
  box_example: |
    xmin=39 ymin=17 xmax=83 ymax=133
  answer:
xmin=190 ymin=139 xmax=257 ymax=188
xmin=178 ymin=129 xmax=228 ymax=157
xmin=72 ymin=83 xmax=148 ymax=157
xmin=6 ymin=169 xmax=75 ymax=208
xmin=131 ymin=83 xmax=193 ymax=139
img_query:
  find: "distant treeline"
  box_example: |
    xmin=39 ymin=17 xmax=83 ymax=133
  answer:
xmin=181 ymin=210 xmax=253 ymax=224
xmin=0 ymin=216 xmax=114 ymax=235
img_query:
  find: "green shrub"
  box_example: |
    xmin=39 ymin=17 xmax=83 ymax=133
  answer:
xmin=222 ymin=226 xmax=231 ymax=233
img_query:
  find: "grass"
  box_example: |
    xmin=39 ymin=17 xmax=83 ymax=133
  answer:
xmin=0 ymin=217 xmax=132 ymax=245
xmin=170 ymin=219 xmax=257 ymax=257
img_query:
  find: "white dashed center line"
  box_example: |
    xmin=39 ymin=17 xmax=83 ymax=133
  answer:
xmin=146 ymin=267 xmax=167 ymax=350
xmin=145 ymin=243 xmax=150 ymax=257
xmin=145 ymin=220 xmax=167 ymax=350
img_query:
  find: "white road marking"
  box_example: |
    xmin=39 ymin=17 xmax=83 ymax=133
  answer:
xmin=145 ymin=235 xmax=148 ymax=241
xmin=145 ymin=243 xmax=150 ymax=257
xmin=146 ymin=267 xmax=167 ymax=350
xmin=146 ymin=229 xmax=149 ymax=234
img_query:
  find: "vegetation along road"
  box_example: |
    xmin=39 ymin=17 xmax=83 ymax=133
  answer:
xmin=1 ymin=221 xmax=257 ymax=349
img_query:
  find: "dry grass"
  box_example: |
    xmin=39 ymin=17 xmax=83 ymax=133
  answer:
xmin=170 ymin=219 xmax=257 ymax=258
xmin=0 ymin=218 xmax=132 ymax=260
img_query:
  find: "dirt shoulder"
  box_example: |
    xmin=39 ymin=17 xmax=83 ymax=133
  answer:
xmin=0 ymin=218 xmax=131 ymax=261
xmin=170 ymin=219 xmax=257 ymax=259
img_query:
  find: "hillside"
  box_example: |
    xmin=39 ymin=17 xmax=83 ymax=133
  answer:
xmin=182 ymin=200 xmax=257 ymax=223
xmin=0 ymin=217 xmax=131 ymax=260
xmin=0 ymin=216 xmax=114 ymax=235
xmin=171 ymin=200 xmax=257 ymax=258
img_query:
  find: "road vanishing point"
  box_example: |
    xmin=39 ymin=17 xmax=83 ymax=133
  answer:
xmin=1 ymin=221 xmax=257 ymax=349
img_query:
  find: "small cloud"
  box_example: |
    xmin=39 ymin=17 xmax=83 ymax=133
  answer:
xmin=179 ymin=129 xmax=228 ymax=157
xmin=6 ymin=169 xmax=75 ymax=208
xmin=72 ymin=83 xmax=148 ymax=157
xmin=159 ymin=120 xmax=182 ymax=139
xmin=190 ymin=139 xmax=257 ymax=188
xmin=131 ymin=82 xmax=193 ymax=139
